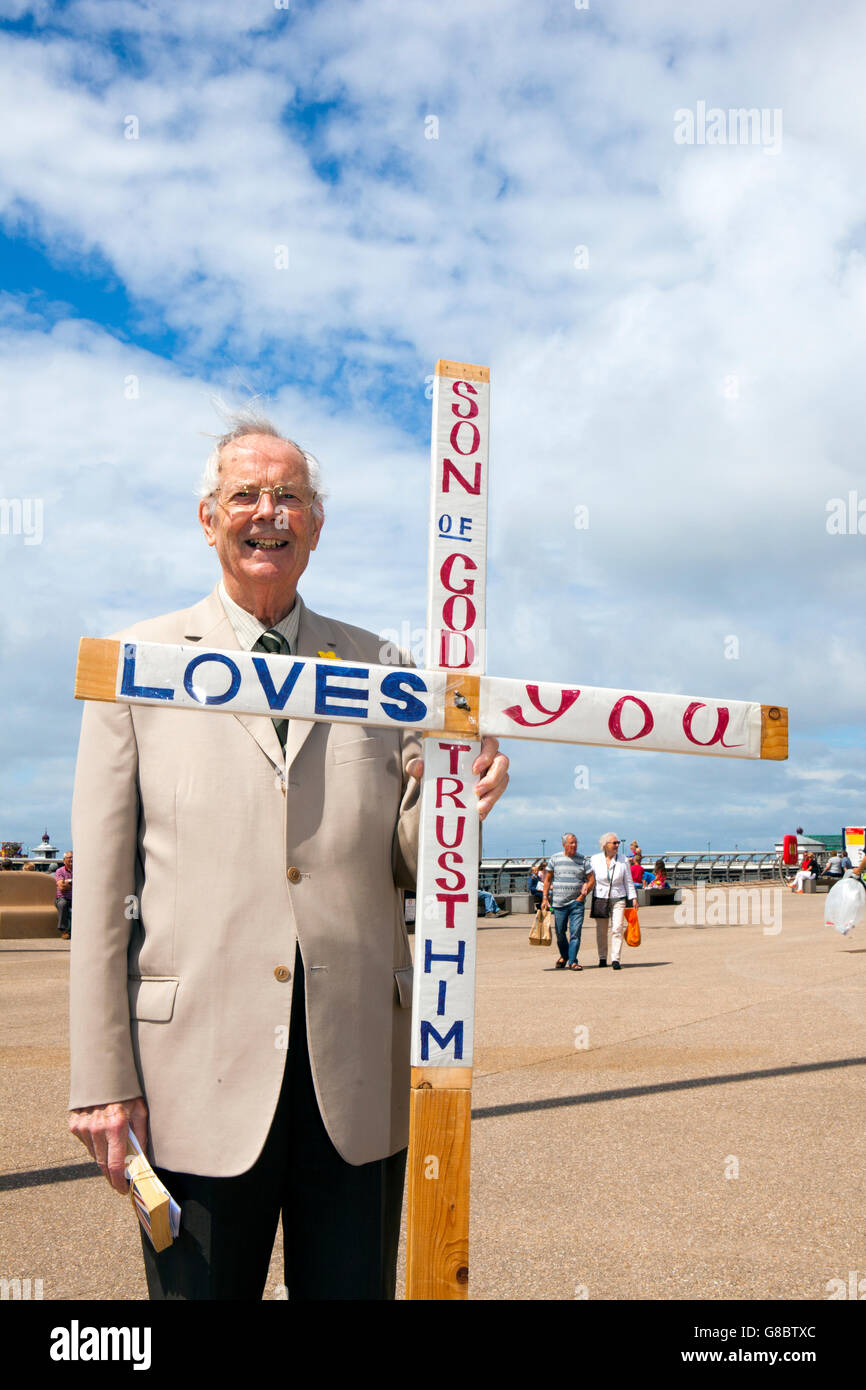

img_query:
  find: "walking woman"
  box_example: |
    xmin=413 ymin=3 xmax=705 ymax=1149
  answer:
xmin=589 ymin=833 xmax=638 ymax=970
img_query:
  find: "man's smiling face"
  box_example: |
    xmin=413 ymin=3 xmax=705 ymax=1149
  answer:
xmin=198 ymin=434 xmax=323 ymax=622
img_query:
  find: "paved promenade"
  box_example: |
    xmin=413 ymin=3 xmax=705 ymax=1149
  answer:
xmin=1 ymin=888 xmax=864 ymax=1301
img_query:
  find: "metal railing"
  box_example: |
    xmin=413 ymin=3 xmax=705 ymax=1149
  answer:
xmin=480 ymin=858 xmax=539 ymax=894
xmin=479 ymin=850 xmax=782 ymax=894
xmin=656 ymin=851 xmax=781 ymax=885
xmin=0 ymin=858 xmax=60 ymax=872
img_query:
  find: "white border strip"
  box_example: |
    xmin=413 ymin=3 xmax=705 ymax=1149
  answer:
xmin=112 ymin=641 xmax=448 ymax=731
xmin=425 ymin=369 xmax=489 ymax=674
xmin=107 ymin=644 xmax=767 ymax=759
xmin=410 ymin=739 xmax=481 ymax=1068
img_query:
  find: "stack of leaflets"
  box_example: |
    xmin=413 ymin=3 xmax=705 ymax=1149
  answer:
xmin=124 ymin=1130 xmax=182 ymax=1252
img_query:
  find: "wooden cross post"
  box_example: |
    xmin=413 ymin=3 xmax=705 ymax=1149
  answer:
xmin=404 ymin=360 xmax=489 ymax=1300
xmin=74 ymin=359 xmax=788 ymax=1301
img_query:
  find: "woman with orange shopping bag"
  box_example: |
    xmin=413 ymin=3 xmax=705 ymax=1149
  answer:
xmin=589 ymin=833 xmax=638 ymax=970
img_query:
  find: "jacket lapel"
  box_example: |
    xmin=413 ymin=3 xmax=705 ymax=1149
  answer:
xmin=183 ymin=587 xmax=284 ymax=770
xmin=283 ymin=596 xmax=340 ymax=775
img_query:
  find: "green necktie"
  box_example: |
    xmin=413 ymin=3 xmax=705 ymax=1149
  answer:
xmin=254 ymin=628 xmax=292 ymax=750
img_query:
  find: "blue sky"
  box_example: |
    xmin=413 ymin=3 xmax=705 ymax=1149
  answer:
xmin=1 ymin=0 xmax=864 ymax=859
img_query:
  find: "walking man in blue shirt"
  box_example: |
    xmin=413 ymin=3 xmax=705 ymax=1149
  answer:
xmin=541 ymin=834 xmax=595 ymax=971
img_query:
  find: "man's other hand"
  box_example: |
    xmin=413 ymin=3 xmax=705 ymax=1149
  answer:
xmin=69 ymin=1096 xmax=149 ymax=1195
xmin=407 ymin=735 xmax=509 ymax=821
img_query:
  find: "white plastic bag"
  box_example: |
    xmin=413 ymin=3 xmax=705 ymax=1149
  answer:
xmin=824 ymin=877 xmax=866 ymax=936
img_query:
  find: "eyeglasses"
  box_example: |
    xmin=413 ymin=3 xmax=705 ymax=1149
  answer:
xmin=216 ymin=483 xmax=315 ymax=514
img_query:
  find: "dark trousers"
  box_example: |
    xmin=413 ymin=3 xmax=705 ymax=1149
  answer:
xmin=56 ymin=897 xmax=71 ymax=935
xmin=141 ymin=950 xmax=407 ymax=1300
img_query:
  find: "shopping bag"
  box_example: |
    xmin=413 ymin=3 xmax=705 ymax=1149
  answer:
xmin=529 ymin=907 xmax=552 ymax=946
xmin=624 ymin=906 xmax=641 ymax=948
xmin=824 ymin=877 xmax=866 ymax=936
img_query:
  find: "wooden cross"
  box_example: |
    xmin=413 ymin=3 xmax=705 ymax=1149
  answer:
xmin=74 ymin=359 xmax=788 ymax=1300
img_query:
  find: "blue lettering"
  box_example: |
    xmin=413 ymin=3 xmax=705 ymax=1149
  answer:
xmin=424 ymin=940 xmax=466 ymax=973
xmin=438 ymin=512 xmax=471 ymax=544
xmin=252 ymin=655 xmax=304 ymax=710
xmin=314 ymin=664 xmax=368 ymax=718
xmin=437 ymin=980 xmax=447 ymax=1016
xmin=121 ymin=643 xmax=174 ymax=701
xmin=380 ymin=670 xmax=428 ymax=723
xmin=183 ymin=652 xmax=241 ymax=706
xmin=420 ymin=1018 xmax=464 ymax=1061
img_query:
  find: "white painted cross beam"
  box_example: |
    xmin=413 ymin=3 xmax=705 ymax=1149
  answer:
xmin=73 ymin=642 xmax=784 ymax=762
xmin=74 ymin=359 xmax=787 ymax=1301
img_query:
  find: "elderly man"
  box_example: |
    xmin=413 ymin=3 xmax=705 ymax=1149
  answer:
xmin=541 ymin=834 xmax=594 ymax=971
xmin=55 ymin=851 xmax=73 ymax=939
xmin=68 ymin=417 xmax=509 ymax=1300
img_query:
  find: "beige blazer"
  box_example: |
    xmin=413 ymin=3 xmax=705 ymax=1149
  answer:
xmin=69 ymin=588 xmax=420 ymax=1174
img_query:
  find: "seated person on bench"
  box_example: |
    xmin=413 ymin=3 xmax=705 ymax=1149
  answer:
xmin=823 ymin=851 xmax=846 ymax=879
xmin=788 ymin=853 xmax=818 ymax=892
xmin=647 ymin=860 xmax=671 ymax=890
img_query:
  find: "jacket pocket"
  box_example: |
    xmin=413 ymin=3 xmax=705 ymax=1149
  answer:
xmin=332 ymin=736 xmax=382 ymax=765
xmin=393 ymin=966 xmax=413 ymax=1009
xmin=128 ymin=976 xmax=179 ymax=1022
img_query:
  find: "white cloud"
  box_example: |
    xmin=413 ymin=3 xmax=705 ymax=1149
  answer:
xmin=2 ymin=1 xmax=865 ymax=855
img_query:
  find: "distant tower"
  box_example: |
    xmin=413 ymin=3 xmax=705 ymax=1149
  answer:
xmin=31 ymin=830 xmax=57 ymax=862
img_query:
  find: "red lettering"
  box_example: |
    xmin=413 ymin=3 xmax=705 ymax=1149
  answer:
xmin=449 ymin=420 xmax=481 ymax=456
xmin=442 ymin=594 xmax=476 ymax=633
xmin=435 ymin=813 xmax=466 ymax=847
xmin=439 ymin=631 xmax=474 ymax=668
xmin=608 ymin=695 xmax=654 ymax=742
xmin=440 ymin=552 xmax=477 ymax=595
xmin=442 ymin=457 xmax=481 ymax=494
xmin=436 ymin=851 xmax=466 ymax=892
xmin=502 ymin=685 xmax=580 ymax=728
xmin=437 ymin=744 xmax=471 ymax=776
xmin=682 ymin=701 xmax=743 ymax=749
xmin=451 ymin=380 xmax=479 ymax=419
xmin=436 ymin=893 xmax=469 ymax=928
xmin=436 ymin=777 xmax=466 ymax=809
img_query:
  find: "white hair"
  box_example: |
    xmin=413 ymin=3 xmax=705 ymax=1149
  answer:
xmin=561 ymin=832 xmax=577 ymax=844
xmin=599 ymin=832 xmax=619 ymax=849
xmin=198 ymin=407 xmax=327 ymax=524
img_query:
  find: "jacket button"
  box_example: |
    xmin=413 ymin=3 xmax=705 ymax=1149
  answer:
xmin=287 ymin=866 xmax=302 ymax=884
xmin=274 ymin=965 xmax=291 ymax=982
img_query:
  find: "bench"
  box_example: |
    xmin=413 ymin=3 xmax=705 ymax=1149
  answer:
xmin=0 ymin=870 xmax=61 ymax=938
xmin=503 ymin=892 xmax=533 ymax=914
xmin=636 ymin=887 xmax=681 ymax=907
xmin=477 ymin=893 xmax=511 ymax=917
xmin=801 ymin=876 xmax=836 ymax=895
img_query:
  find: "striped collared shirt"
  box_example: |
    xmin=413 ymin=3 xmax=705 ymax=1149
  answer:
xmin=545 ymin=851 xmax=590 ymax=907
xmin=218 ymin=581 xmax=300 ymax=654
